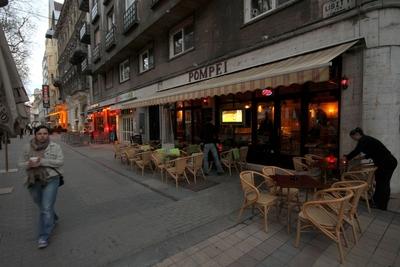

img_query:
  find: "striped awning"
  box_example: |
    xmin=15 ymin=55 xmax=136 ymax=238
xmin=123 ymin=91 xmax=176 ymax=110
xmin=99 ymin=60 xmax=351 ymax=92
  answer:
xmin=122 ymin=40 xmax=358 ymax=109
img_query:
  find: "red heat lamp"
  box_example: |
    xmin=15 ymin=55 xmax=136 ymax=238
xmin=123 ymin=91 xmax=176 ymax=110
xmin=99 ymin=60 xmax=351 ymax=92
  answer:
xmin=341 ymin=76 xmax=349 ymax=89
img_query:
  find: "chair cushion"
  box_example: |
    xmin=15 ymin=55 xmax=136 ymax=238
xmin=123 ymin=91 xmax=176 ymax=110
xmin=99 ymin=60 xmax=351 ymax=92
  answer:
xmin=257 ymin=193 xmax=277 ymax=206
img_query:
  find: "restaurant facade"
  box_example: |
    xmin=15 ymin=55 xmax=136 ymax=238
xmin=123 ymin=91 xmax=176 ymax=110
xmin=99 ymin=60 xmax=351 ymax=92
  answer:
xmin=84 ymin=0 xmax=400 ymax=192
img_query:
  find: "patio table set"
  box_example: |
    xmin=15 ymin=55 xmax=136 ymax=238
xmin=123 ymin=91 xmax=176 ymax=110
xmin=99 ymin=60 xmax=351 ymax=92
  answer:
xmin=237 ymin=154 xmax=378 ymax=264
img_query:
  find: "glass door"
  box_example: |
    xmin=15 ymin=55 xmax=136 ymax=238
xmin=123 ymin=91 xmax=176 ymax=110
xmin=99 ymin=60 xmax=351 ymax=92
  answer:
xmin=256 ymin=102 xmax=275 ymax=146
xmin=280 ymin=99 xmax=301 ymax=155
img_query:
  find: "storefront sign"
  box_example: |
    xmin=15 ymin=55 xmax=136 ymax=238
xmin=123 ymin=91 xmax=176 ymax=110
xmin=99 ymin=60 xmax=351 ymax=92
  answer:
xmin=90 ymin=91 xmax=137 ymax=111
xmin=188 ymin=61 xmax=227 ymax=83
xmin=42 ymin=85 xmax=50 ymax=108
xmin=115 ymin=91 xmax=136 ymax=103
xmin=323 ymin=0 xmax=355 ymax=18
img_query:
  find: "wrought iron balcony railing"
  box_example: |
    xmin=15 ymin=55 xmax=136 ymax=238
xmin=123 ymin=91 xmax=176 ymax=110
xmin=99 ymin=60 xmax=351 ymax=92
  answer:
xmin=81 ymin=58 xmax=92 ymax=75
xmin=123 ymin=1 xmax=138 ymax=34
xmin=105 ymin=26 xmax=116 ymax=51
xmin=91 ymin=1 xmax=99 ymax=24
xmin=79 ymin=22 xmax=90 ymax=44
xmin=92 ymin=44 xmax=101 ymax=63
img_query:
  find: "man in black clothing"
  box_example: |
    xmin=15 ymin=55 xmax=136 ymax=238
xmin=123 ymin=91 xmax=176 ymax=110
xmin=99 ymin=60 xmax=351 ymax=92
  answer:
xmin=344 ymin=127 xmax=397 ymax=210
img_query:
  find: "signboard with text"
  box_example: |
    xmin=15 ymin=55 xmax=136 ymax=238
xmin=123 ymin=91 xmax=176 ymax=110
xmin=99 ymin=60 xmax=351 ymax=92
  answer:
xmin=42 ymin=85 xmax=50 ymax=108
xmin=323 ymin=0 xmax=355 ymax=18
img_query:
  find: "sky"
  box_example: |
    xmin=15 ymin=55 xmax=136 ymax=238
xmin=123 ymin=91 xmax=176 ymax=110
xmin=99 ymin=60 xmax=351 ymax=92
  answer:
xmin=24 ymin=0 xmax=64 ymax=97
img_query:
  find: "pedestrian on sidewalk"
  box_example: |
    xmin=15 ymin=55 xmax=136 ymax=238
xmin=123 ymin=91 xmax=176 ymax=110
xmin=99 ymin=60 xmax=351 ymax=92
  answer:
xmin=201 ymin=117 xmax=224 ymax=175
xmin=18 ymin=125 xmax=64 ymax=249
xmin=343 ymin=127 xmax=397 ymax=210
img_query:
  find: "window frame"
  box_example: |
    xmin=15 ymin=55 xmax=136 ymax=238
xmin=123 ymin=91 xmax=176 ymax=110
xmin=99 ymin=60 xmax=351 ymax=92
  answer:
xmin=243 ymin=0 xmax=294 ymax=23
xmin=139 ymin=47 xmax=154 ymax=73
xmin=169 ymin=18 xmax=194 ymax=59
xmin=119 ymin=59 xmax=130 ymax=83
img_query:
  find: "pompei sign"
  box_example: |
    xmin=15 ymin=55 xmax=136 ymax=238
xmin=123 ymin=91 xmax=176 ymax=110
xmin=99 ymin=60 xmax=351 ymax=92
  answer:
xmin=188 ymin=61 xmax=227 ymax=83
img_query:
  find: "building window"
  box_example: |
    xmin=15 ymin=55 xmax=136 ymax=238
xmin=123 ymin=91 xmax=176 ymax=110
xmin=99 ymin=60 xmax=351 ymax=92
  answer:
xmin=139 ymin=48 xmax=154 ymax=73
xmin=169 ymin=18 xmax=194 ymax=58
xmin=244 ymin=0 xmax=292 ymax=22
xmin=125 ymin=0 xmax=135 ymax=10
xmin=119 ymin=60 xmax=130 ymax=83
xmin=94 ymin=28 xmax=101 ymax=45
xmin=106 ymin=69 xmax=113 ymax=89
xmin=107 ymin=8 xmax=115 ymax=31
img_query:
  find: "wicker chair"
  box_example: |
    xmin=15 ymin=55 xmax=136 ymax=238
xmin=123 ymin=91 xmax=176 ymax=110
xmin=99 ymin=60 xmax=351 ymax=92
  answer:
xmin=221 ymin=149 xmax=239 ymax=176
xmin=165 ymin=157 xmax=190 ymax=188
xmin=121 ymin=148 xmax=139 ymax=166
xmin=331 ymin=180 xmax=368 ymax=243
xmin=238 ymin=171 xmax=278 ymax=232
xmin=340 ymin=167 xmax=377 ymax=213
xmin=186 ymin=152 xmax=205 ymax=184
xmin=292 ymin=157 xmax=310 ymax=172
xmin=133 ymin=151 xmax=153 ymax=176
xmin=113 ymin=143 xmax=128 ymax=160
xmin=295 ymin=188 xmax=354 ymax=264
xmin=236 ymin=146 xmax=249 ymax=171
xmin=151 ymin=151 xmax=166 ymax=182
xmin=304 ymin=154 xmax=324 ymax=166
xmin=262 ymin=166 xmax=300 ymax=233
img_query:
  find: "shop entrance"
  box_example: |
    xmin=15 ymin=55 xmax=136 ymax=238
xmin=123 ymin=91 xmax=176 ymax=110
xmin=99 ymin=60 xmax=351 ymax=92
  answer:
xmin=149 ymin=105 xmax=160 ymax=141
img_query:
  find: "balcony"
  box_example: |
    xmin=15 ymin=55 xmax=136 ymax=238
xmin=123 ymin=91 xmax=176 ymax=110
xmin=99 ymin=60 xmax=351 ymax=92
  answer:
xmin=92 ymin=45 xmax=101 ymax=63
xmin=105 ymin=26 xmax=116 ymax=51
xmin=78 ymin=0 xmax=89 ymax=12
xmin=91 ymin=1 xmax=99 ymax=24
xmin=69 ymin=43 xmax=87 ymax=65
xmin=123 ymin=2 xmax=138 ymax=34
xmin=79 ymin=23 xmax=90 ymax=44
xmin=81 ymin=58 xmax=92 ymax=75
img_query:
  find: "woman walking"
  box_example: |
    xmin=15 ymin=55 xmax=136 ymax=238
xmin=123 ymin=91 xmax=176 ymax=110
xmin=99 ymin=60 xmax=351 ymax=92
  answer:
xmin=19 ymin=125 xmax=64 ymax=248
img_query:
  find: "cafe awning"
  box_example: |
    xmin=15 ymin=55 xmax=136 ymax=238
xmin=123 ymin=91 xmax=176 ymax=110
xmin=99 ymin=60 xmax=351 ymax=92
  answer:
xmin=0 ymin=27 xmax=29 ymax=136
xmin=121 ymin=40 xmax=359 ymax=109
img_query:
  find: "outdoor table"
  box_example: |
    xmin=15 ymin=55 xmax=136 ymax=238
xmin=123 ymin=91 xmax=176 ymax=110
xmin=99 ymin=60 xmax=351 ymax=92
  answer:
xmin=270 ymin=174 xmax=332 ymax=233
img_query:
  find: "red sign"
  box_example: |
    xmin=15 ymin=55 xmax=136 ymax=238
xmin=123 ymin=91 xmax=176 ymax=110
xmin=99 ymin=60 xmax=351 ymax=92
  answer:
xmin=262 ymin=89 xmax=273 ymax=96
xmin=42 ymin=85 xmax=50 ymax=108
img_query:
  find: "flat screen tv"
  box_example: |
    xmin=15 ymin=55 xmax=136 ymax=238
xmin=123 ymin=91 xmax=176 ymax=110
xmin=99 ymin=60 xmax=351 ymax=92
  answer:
xmin=221 ymin=109 xmax=244 ymax=124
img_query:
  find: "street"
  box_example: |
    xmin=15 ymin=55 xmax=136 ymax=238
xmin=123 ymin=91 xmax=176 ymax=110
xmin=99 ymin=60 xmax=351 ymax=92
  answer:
xmin=0 ymin=135 xmax=242 ymax=267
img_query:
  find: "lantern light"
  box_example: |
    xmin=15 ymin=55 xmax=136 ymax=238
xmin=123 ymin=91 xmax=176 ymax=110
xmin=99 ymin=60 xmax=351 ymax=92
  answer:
xmin=341 ymin=76 xmax=349 ymax=89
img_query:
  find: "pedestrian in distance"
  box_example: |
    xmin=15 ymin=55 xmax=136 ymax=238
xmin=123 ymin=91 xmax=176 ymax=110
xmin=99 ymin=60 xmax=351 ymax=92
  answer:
xmin=18 ymin=125 xmax=64 ymax=249
xmin=201 ymin=117 xmax=224 ymax=176
xmin=343 ymin=127 xmax=397 ymax=210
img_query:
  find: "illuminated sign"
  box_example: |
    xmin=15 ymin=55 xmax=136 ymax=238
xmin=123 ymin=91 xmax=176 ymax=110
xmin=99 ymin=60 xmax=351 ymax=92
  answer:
xmin=42 ymin=85 xmax=50 ymax=108
xmin=221 ymin=110 xmax=243 ymax=124
xmin=262 ymin=89 xmax=273 ymax=96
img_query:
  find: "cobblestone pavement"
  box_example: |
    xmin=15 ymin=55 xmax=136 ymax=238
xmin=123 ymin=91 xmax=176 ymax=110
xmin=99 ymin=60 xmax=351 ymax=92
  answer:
xmin=1 ymin=134 xmax=400 ymax=267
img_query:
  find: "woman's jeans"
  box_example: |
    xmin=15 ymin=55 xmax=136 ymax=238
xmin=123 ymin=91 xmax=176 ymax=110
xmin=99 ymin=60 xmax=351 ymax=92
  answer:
xmin=203 ymin=143 xmax=224 ymax=174
xmin=29 ymin=176 xmax=60 ymax=241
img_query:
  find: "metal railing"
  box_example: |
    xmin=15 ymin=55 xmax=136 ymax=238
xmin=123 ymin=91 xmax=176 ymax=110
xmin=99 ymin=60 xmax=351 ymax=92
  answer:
xmin=91 ymin=1 xmax=99 ymax=23
xmin=123 ymin=1 xmax=138 ymax=33
xmin=79 ymin=22 xmax=90 ymax=44
xmin=92 ymin=44 xmax=101 ymax=63
xmin=105 ymin=26 xmax=116 ymax=51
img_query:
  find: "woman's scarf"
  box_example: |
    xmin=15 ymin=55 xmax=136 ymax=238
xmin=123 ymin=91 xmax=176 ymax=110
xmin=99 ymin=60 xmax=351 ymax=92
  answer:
xmin=26 ymin=138 xmax=50 ymax=187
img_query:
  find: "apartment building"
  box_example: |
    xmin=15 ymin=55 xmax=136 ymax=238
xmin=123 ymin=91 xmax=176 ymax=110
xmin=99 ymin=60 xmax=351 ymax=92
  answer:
xmin=81 ymin=0 xmax=399 ymax=192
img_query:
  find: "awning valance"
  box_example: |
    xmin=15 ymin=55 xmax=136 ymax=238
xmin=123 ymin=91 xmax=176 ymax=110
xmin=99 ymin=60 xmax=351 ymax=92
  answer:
xmin=121 ymin=40 xmax=358 ymax=109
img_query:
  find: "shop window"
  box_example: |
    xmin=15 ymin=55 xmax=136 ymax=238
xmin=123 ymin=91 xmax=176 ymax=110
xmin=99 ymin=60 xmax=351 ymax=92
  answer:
xmin=257 ymin=102 xmax=274 ymax=145
xmin=306 ymin=101 xmax=339 ymax=156
xmin=139 ymin=48 xmax=154 ymax=73
xmin=244 ymin=0 xmax=293 ymax=23
xmin=169 ymin=18 xmax=194 ymax=58
xmin=280 ymin=99 xmax=301 ymax=155
xmin=119 ymin=59 xmax=130 ymax=83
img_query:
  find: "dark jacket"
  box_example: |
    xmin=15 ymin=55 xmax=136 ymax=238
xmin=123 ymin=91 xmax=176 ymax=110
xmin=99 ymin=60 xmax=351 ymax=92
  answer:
xmin=201 ymin=122 xmax=217 ymax=144
xmin=346 ymin=135 xmax=396 ymax=167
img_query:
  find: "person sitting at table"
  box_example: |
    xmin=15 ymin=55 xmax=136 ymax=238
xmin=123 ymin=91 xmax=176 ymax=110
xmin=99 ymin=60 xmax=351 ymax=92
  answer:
xmin=343 ymin=127 xmax=397 ymax=210
xmin=201 ymin=117 xmax=224 ymax=176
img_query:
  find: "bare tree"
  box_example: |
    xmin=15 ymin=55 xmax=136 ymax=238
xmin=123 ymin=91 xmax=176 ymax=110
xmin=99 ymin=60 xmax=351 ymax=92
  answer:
xmin=0 ymin=0 xmax=38 ymax=83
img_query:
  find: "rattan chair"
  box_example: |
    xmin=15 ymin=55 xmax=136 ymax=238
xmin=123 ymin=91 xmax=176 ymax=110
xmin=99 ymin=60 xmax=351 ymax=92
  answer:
xmin=236 ymin=146 xmax=249 ymax=171
xmin=292 ymin=156 xmax=310 ymax=172
xmin=165 ymin=157 xmax=190 ymax=188
xmin=340 ymin=167 xmax=377 ymax=213
xmin=221 ymin=149 xmax=238 ymax=176
xmin=186 ymin=152 xmax=205 ymax=184
xmin=121 ymin=148 xmax=139 ymax=167
xmin=151 ymin=151 xmax=166 ymax=182
xmin=262 ymin=166 xmax=300 ymax=233
xmin=238 ymin=171 xmax=278 ymax=232
xmin=113 ymin=143 xmax=128 ymax=160
xmin=304 ymin=154 xmax=324 ymax=166
xmin=331 ymin=180 xmax=368 ymax=243
xmin=133 ymin=151 xmax=153 ymax=176
xmin=295 ymin=188 xmax=354 ymax=264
